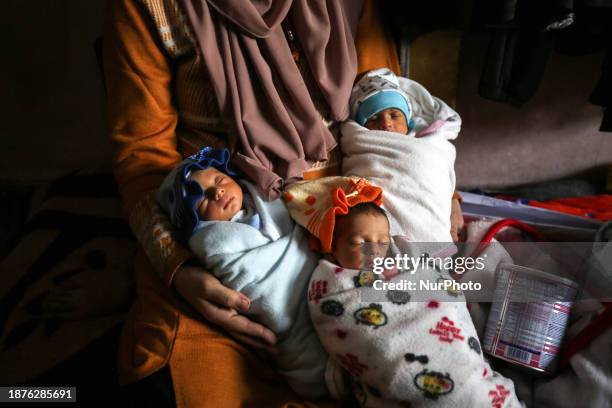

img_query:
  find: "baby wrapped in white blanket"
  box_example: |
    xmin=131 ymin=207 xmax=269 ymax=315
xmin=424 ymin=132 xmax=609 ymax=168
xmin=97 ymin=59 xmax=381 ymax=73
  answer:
xmin=343 ymin=68 xmax=460 ymax=241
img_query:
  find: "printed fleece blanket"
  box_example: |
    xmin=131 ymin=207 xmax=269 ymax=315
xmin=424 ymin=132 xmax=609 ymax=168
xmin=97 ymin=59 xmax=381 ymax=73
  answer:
xmin=308 ymin=244 xmax=522 ymax=407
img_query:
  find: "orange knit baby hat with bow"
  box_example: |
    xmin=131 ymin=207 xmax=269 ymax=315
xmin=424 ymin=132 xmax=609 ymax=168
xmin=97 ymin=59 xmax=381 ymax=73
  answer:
xmin=283 ymin=176 xmax=383 ymax=253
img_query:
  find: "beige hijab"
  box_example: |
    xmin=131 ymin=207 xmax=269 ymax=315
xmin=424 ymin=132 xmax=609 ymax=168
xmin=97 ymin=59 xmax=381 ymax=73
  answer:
xmin=180 ymin=0 xmax=361 ymax=199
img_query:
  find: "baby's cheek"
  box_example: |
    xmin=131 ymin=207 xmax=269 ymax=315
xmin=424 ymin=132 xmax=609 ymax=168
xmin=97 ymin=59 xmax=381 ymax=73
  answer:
xmin=229 ymin=202 xmax=241 ymax=219
xmin=346 ymin=247 xmax=365 ymax=269
xmin=364 ymin=120 xmax=380 ymax=131
xmin=333 ymin=245 xmax=359 ymax=269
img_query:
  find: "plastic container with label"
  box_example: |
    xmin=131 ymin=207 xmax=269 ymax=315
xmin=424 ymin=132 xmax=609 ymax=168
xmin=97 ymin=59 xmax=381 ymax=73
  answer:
xmin=483 ymin=263 xmax=579 ymax=374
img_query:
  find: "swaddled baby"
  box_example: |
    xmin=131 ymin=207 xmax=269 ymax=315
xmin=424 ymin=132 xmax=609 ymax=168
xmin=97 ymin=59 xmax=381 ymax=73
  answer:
xmin=344 ymin=68 xmax=460 ymax=241
xmin=285 ymin=177 xmax=522 ymax=407
xmin=156 ymin=147 xmax=328 ymax=399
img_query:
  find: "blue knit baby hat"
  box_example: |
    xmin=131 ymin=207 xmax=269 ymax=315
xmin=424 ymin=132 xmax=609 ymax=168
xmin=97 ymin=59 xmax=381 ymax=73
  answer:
xmin=157 ymin=146 xmax=236 ymax=240
xmin=350 ymin=68 xmax=414 ymax=129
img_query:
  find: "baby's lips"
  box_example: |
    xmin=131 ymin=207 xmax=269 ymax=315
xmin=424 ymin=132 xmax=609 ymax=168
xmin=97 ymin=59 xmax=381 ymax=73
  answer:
xmin=223 ymin=195 xmax=235 ymax=210
xmin=363 ymin=255 xmax=380 ymax=270
xmin=383 ymin=266 xmax=399 ymax=280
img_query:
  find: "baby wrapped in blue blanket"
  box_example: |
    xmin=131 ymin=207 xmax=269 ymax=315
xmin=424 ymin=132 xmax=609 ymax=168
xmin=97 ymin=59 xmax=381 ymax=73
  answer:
xmin=157 ymin=147 xmax=328 ymax=399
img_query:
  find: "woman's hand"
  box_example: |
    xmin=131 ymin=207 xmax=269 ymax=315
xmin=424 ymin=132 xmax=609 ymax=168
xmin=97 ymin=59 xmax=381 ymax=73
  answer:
xmin=450 ymin=197 xmax=466 ymax=242
xmin=173 ymin=263 xmax=279 ymax=354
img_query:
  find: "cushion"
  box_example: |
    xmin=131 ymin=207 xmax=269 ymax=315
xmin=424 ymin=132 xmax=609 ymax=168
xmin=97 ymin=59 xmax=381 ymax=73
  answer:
xmin=0 ymin=169 xmax=136 ymax=383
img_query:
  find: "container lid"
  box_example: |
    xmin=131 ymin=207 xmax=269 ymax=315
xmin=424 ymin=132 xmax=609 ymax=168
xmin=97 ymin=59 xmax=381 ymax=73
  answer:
xmin=499 ymin=263 xmax=579 ymax=289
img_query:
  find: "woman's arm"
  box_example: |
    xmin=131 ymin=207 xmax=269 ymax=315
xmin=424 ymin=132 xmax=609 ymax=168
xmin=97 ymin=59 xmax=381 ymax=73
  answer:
xmin=103 ymin=0 xmax=276 ymax=350
xmin=104 ymin=0 xmax=187 ymax=284
xmin=450 ymin=191 xmax=465 ymax=242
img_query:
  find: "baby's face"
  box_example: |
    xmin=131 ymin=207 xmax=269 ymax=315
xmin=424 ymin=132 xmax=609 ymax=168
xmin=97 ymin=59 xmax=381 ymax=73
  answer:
xmin=365 ymin=108 xmax=408 ymax=134
xmin=189 ymin=167 xmax=243 ymax=221
xmin=332 ymin=212 xmax=390 ymax=269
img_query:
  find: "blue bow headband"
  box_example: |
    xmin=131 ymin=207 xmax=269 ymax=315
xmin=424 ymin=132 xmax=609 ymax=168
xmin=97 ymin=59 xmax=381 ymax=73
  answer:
xmin=157 ymin=146 xmax=236 ymax=240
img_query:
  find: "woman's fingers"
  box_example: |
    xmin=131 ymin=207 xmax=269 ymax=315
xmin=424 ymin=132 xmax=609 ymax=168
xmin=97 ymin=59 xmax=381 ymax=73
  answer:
xmin=173 ymin=263 xmax=278 ymax=351
xmin=199 ymin=272 xmax=251 ymax=312
xmin=450 ymin=198 xmax=466 ymax=242
xmin=454 ymin=217 xmax=466 ymax=242
xmin=175 ymin=264 xmax=250 ymax=312
xmin=457 ymin=224 xmax=467 ymax=242
xmin=195 ymin=297 xmax=277 ymax=346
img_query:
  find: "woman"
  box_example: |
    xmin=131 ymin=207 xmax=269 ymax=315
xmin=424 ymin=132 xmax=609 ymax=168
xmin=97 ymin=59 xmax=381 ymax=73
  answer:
xmin=103 ymin=0 xmax=460 ymax=406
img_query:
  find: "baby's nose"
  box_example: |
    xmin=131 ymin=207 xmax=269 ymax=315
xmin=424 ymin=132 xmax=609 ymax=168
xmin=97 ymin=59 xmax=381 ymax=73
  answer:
xmin=382 ymin=117 xmax=394 ymax=130
xmin=213 ymin=187 xmax=225 ymax=200
xmin=372 ymin=244 xmax=387 ymax=257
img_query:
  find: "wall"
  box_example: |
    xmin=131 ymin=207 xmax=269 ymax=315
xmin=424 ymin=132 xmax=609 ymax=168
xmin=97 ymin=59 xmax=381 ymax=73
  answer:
xmin=1 ymin=2 xmax=610 ymax=190
xmin=455 ymin=34 xmax=612 ymax=189
xmin=1 ymin=0 xmax=109 ymax=183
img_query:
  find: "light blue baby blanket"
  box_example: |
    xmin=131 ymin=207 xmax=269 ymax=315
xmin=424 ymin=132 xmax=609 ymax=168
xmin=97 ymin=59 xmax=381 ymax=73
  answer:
xmin=189 ymin=180 xmax=328 ymax=399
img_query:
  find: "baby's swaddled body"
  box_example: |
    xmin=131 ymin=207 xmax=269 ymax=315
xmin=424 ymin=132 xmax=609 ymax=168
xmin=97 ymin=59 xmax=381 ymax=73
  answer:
xmin=157 ymin=149 xmax=328 ymax=399
xmin=188 ymin=179 xmax=328 ymax=399
xmin=309 ymin=248 xmax=521 ymax=408
xmin=342 ymin=75 xmax=460 ymax=242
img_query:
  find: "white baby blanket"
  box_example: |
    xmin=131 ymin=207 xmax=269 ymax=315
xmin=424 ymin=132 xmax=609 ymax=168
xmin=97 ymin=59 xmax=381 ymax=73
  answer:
xmin=341 ymin=77 xmax=461 ymax=241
